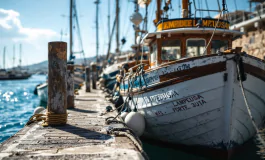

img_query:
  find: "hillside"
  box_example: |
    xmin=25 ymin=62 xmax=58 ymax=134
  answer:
xmin=25 ymin=57 xmax=97 ymax=74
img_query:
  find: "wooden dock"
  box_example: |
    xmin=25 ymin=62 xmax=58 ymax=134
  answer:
xmin=0 ymin=87 xmax=145 ymax=160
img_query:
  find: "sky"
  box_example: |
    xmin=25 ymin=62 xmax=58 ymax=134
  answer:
xmin=0 ymin=0 xmax=250 ymax=67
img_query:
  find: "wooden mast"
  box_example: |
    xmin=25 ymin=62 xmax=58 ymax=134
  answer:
xmin=153 ymin=0 xmax=161 ymax=25
xmin=69 ymin=0 xmax=73 ymax=61
xmin=135 ymin=0 xmax=139 ymax=45
xmin=108 ymin=0 xmax=110 ymax=44
xmin=95 ymin=0 xmax=100 ymax=63
xmin=115 ymin=0 xmax=120 ymax=55
xmin=182 ymin=0 xmax=189 ymax=18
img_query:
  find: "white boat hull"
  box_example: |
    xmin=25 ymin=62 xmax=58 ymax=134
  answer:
xmin=120 ymin=54 xmax=265 ymax=149
xmin=37 ymin=83 xmax=48 ymax=103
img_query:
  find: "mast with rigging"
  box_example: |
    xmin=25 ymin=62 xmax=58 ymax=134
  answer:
xmin=69 ymin=0 xmax=73 ymax=61
xmin=19 ymin=44 xmax=22 ymax=67
xmin=115 ymin=0 xmax=120 ymax=55
xmin=13 ymin=45 xmax=15 ymax=69
xmin=2 ymin=47 xmax=6 ymax=69
xmin=95 ymin=0 xmax=100 ymax=63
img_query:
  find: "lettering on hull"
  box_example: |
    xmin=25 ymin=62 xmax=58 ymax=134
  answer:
xmin=172 ymin=95 xmax=206 ymax=112
xmin=143 ymin=90 xmax=179 ymax=104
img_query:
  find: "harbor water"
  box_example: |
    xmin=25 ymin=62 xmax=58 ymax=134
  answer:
xmin=0 ymin=75 xmax=263 ymax=160
xmin=0 ymin=75 xmax=46 ymax=143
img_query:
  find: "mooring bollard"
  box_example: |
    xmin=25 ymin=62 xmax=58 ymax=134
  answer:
xmin=91 ymin=62 xmax=97 ymax=89
xmin=67 ymin=64 xmax=74 ymax=108
xmin=47 ymin=42 xmax=67 ymax=126
xmin=85 ymin=67 xmax=91 ymax=92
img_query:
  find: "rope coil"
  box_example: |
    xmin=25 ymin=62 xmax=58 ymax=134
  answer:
xmin=26 ymin=112 xmax=67 ymax=127
xmin=42 ymin=112 xmax=68 ymax=127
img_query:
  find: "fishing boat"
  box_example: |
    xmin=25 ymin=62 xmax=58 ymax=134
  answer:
xmin=119 ymin=0 xmax=265 ymax=152
xmin=100 ymin=52 xmax=149 ymax=91
xmin=37 ymin=82 xmax=48 ymax=103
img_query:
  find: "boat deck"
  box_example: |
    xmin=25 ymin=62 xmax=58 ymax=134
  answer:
xmin=0 ymin=87 xmax=144 ymax=160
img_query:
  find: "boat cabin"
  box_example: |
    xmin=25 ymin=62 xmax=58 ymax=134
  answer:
xmin=142 ymin=18 xmax=242 ymax=68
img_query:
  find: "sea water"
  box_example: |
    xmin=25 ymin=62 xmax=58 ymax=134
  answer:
xmin=0 ymin=75 xmax=46 ymax=142
xmin=0 ymin=75 xmax=263 ymax=159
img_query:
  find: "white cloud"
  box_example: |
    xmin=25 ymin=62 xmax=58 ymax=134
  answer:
xmin=0 ymin=8 xmax=57 ymax=42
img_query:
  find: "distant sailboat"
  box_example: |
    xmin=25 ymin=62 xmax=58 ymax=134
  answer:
xmin=0 ymin=45 xmax=31 ymax=80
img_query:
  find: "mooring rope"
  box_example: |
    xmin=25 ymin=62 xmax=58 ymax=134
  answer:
xmin=26 ymin=112 xmax=67 ymax=127
xmin=236 ymin=56 xmax=265 ymax=147
xmin=106 ymin=122 xmax=149 ymax=160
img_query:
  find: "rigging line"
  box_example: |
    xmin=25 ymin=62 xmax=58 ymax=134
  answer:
xmin=122 ymin=2 xmax=132 ymax=39
xmin=233 ymin=0 xmax=238 ymax=11
xmin=73 ymin=1 xmax=87 ymax=64
xmin=106 ymin=18 xmax=117 ymax=60
xmin=99 ymin=6 xmax=107 ymax=56
xmin=124 ymin=4 xmax=134 ymax=39
xmin=197 ymin=0 xmax=202 ymax=18
xmin=148 ymin=1 xmax=156 ymax=31
xmin=236 ymin=57 xmax=265 ymax=148
xmin=121 ymin=0 xmax=130 ymax=37
xmin=201 ymin=0 xmax=203 ymax=17
xmin=203 ymin=9 xmax=223 ymax=55
xmin=178 ymin=0 xmax=181 ymax=18
xmin=205 ymin=0 xmax=210 ymax=17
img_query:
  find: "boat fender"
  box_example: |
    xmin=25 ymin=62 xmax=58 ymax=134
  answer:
xmin=125 ymin=112 xmax=145 ymax=136
xmin=120 ymin=112 xmax=129 ymax=120
xmin=34 ymin=107 xmax=45 ymax=114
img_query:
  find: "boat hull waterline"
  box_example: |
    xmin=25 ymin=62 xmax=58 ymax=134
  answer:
xmin=120 ymin=54 xmax=265 ymax=149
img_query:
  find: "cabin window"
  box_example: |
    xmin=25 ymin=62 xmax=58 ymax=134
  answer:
xmin=211 ymin=40 xmax=228 ymax=54
xmin=161 ymin=39 xmax=181 ymax=60
xmin=186 ymin=39 xmax=206 ymax=57
xmin=150 ymin=43 xmax=157 ymax=63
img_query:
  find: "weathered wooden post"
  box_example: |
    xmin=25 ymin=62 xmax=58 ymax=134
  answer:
xmin=47 ymin=42 xmax=67 ymax=126
xmin=85 ymin=67 xmax=91 ymax=92
xmin=91 ymin=62 xmax=97 ymax=89
xmin=67 ymin=64 xmax=75 ymax=108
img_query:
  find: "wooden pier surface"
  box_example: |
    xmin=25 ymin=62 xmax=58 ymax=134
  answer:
xmin=0 ymin=87 xmax=144 ymax=160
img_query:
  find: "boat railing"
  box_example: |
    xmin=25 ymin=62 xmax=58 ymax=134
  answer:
xmin=229 ymin=2 xmax=265 ymax=26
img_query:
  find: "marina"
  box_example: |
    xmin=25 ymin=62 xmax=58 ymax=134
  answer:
xmin=1 ymin=0 xmax=265 ymax=159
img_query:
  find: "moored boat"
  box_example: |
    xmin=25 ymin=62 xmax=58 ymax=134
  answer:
xmin=37 ymin=82 xmax=48 ymax=103
xmin=118 ymin=0 xmax=265 ymax=151
xmin=0 ymin=45 xmax=32 ymax=80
